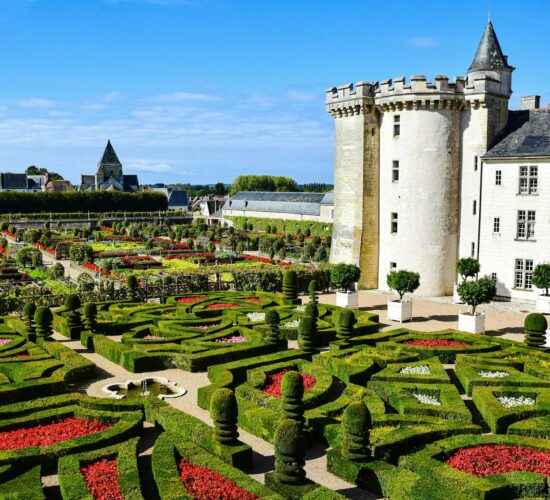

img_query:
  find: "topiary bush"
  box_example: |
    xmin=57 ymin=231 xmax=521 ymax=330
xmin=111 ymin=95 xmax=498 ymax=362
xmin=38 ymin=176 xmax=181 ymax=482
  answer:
xmin=34 ymin=306 xmax=53 ymax=338
xmin=386 ymin=270 xmax=420 ymax=301
xmin=533 ymin=263 xmax=550 ymax=296
xmin=457 ymin=276 xmax=496 ymax=315
xmin=64 ymin=294 xmax=83 ymax=339
xmin=298 ymin=317 xmax=315 ymax=355
xmin=330 ymin=264 xmax=360 ymax=292
xmin=281 ymin=371 xmax=305 ymax=426
xmin=455 ymin=257 xmax=480 ymax=281
xmin=22 ymin=302 xmax=36 ymax=336
xmin=282 ymin=270 xmax=298 ymax=303
xmin=265 ymin=310 xmax=281 ymax=343
xmin=210 ymin=388 xmax=239 ymax=446
xmin=83 ymin=302 xmax=98 ymax=332
xmin=341 ymin=401 xmax=371 ymax=462
xmin=273 ymin=419 xmax=306 ymax=485
xmin=524 ymin=312 xmax=548 ymax=349
xmin=126 ymin=274 xmax=139 ymax=302
xmin=336 ymin=310 xmax=357 ymax=344
xmin=308 ymin=280 xmax=318 ymax=305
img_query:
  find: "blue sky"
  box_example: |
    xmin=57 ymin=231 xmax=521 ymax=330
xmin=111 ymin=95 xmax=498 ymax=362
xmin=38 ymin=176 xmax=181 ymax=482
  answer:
xmin=0 ymin=0 xmax=548 ymax=185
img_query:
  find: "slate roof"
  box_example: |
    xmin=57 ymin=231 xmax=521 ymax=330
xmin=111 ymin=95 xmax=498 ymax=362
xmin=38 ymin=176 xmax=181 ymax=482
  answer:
xmin=26 ymin=175 xmax=47 ymax=190
xmin=469 ymin=20 xmax=512 ymax=72
xmin=484 ymin=110 xmax=550 ymax=159
xmin=123 ymin=175 xmax=140 ymax=192
xmin=0 ymin=173 xmax=28 ymax=190
xmin=168 ymin=190 xmax=188 ymax=208
xmin=230 ymin=191 xmax=326 ymax=203
xmin=98 ymin=140 xmax=122 ymax=167
xmin=226 ymin=191 xmax=332 ymax=216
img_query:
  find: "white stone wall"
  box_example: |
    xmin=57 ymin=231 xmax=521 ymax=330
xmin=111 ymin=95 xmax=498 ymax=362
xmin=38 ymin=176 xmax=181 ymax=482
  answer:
xmin=221 ymin=208 xmax=333 ymax=223
xmin=378 ymin=109 xmax=459 ymax=296
xmin=479 ymin=159 xmax=550 ymax=301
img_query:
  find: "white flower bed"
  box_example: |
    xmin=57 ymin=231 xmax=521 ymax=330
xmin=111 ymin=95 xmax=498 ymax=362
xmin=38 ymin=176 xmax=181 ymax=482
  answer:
xmin=497 ymin=395 xmax=536 ymax=408
xmin=283 ymin=319 xmax=300 ymax=328
xmin=478 ymin=370 xmax=509 ymax=378
xmin=294 ymin=305 xmax=306 ymax=312
xmin=412 ymin=393 xmax=441 ymax=406
xmin=246 ymin=312 xmax=265 ymax=322
xmin=400 ymin=365 xmax=431 ymax=375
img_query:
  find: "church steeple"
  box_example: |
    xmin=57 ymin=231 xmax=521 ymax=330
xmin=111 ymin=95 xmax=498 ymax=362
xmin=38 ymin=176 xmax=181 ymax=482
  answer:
xmin=469 ymin=20 xmax=512 ymax=72
xmin=98 ymin=140 xmax=122 ymax=168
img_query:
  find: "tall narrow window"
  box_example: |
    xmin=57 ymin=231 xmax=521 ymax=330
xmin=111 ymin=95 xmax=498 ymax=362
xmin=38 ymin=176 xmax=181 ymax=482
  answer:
xmin=474 ymin=155 xmax=478 ymax=171
xmin=392 ymin=161 xmax=399 ymax=182
xmin=390 ymin=262 xmax=397 ymax=271
xmin=493 ymin=217 xmax=500 ymax=233
xmin=517 ymin=210 xmax=536 ymax=240
xmin=495 ymin=170 xmax=502 ymax=185
xmin=491 ymin=272 xmax=498 ymax=283
xmin=391 ymin=213 xmax=398 ymax=233
xmin=473 ymin=200 xmax=477 ymax=215
xmin=471 ymin=242 xmax=475 ymax=257
xmin=519 ymin=166 xmax=538 ymax=194
xmin=393 ymin=115 xmax=401 ymax=136
xmin=515 ymin=259 xmax=534 ymax=289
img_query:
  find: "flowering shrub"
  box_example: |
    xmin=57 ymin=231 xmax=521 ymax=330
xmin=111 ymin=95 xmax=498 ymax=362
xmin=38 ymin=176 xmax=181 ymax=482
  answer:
xmin=215 ymin=335 xmax=247 ymax=344
xmin=81 ymin=458 xmax=123 ymax=500
xmin=400 ymin=365 xmax=431 ymax=375
xmin=444 ymin=445 xmax=550 ymax=477
xmin=0 ymin=417 xmax=112 ymax=450
xmin=404 ymin=339 xmax=469 ymax=348
xmin=262 ymin=369 xmax=316 ymax=398
xmin=412 ymin=393 xmax=441 ymax=406
xmin=478 ymin=371 xmax=509 ymax=378
xmin=179 ymin=456 xmax=258 ymax=500
xmin=178 ymin=296 xmax=207 ymax=304
xmin=497 ymin=395 xmax=535 ymax=408
xmin=0 ymin=339 xmax=12 ymax=346
xmin=206 ymin=304 xmax=240 ymax=310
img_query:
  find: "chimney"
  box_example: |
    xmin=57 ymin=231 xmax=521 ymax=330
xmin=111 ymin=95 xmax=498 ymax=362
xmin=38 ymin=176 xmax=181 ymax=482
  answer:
xmin=520 ymin=95 xmax=541 ymax=110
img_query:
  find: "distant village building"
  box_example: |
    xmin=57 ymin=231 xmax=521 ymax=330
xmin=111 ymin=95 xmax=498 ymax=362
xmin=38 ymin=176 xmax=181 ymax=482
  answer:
xmin=200 ymin=195 xmax=227 ymax=220
xmin=147 ymin=184 xmax=189 ymax=210
xmin=222 ymin=191 xmax=334 ymax=223
xmin=0 ymin=173 xmax=73 ymax=192
xmin=79 ymin=140 xmax=139 ymax=192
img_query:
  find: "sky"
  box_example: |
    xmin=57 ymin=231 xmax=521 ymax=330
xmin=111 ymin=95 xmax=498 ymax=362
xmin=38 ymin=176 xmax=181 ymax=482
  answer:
xmin=0 ymin=0 xmax=548 ymax=185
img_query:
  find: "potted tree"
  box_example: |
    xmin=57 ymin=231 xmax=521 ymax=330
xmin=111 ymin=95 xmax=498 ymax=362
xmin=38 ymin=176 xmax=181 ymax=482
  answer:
xmin=386 ymin=270 xmax=420 ymax=322
xmin=457 ymin=276 xmax=496 ymax=334
xmin=533 ymin=263 xmax=550 ymax=314
xmin=454 ymin=257 xmax=480 ymax=304
xmin=330 ymin=263 xmax=361 ymax=309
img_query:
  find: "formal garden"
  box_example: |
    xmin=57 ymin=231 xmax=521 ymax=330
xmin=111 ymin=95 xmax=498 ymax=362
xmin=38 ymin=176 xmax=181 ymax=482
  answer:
xmin=0 ymin=264 xmax=548 ymax=499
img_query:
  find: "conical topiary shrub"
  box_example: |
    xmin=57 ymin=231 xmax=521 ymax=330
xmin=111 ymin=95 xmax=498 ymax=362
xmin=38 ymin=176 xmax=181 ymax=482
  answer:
xmin=308 ymin=280 xmax=318 ymax=305
xmin=282 ymin=270 xmax=298 ymax=304
xmin=341 ymin=401 xmax=371 ymax=461
xmin=298 ymin=316 xmax=315 ymax=355
xmin=524 ymin=312 xmax=548 ymax=349
xmin=281 ymin=371 xmax=304 ymax=426
xmin=22 ymin=302 xmax=36 ymax=337
xmin=273 ymin=419 xmax=306 ymax=485
xmin=83 ymin=302 xmax=98 ymax=332
xmin=64 ymin=294 xmax=82 ymax=339
xmin=337 ymin=309 xmax=357 ymax=344
xmin=265 ymin=310 xmax=281 ymax=343
xmin=34 ymin=306 xmax=53 ymax=339
xmin=126 ymin=274 xmax=139 ymax=302
xmin=210 ymin=388 xmax=239 ymax=446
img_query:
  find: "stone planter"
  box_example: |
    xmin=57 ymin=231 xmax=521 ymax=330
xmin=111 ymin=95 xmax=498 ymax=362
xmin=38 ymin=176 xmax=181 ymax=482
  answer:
xmin=387 ymin=299 xmax=413 ymax=322
xmin=458 ymin=312 xmax=485 ymax=334
xmin=536 ymin=294 xmax=550 ymax=314
xmin=453 ymin=283 xmax=463 ymax=304
xmin=336 ymin=291 xmax=358 ymax=309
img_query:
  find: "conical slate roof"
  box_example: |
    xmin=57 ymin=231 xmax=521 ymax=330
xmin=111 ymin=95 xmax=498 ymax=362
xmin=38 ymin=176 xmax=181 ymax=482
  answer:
xmin=98 ymin=140 xmax=122 ymax=166
xmin=469 ymin=20 xmax=511 ymax=72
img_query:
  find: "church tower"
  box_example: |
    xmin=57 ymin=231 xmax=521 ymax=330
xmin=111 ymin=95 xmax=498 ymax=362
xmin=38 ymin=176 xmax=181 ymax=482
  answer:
xmin=95 ymin=140 xmax=124 ymax=190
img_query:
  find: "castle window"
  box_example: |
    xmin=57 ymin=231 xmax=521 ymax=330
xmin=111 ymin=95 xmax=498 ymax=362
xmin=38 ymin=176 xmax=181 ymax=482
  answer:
xmin=393 ymin=115 xmax=401 ymax=136
xmin=474 ymin=156 xmax=478 ymax=171
xmin=516 ymin=210 xmax=536 ymax=240
xmin=515 ymin=259 xmax=534 ymax=289
xmin=493 ymin=217 xmax=500 ymax=233
xmin=472 ymin=200 xmax=477 ymax=215
xmin=390 ymin=262 xmax=397 ymax=271
xmin=491 ymin=272 xmax=498 ymax=283
xmin=519 ymin=166 xmax=538 ymax=194
xmin=471 ymin=242 xmax=475 ymax=257
xmin=392 ymin=161 xmax=399 ymax=182
xmin=391 ymin=213 xmax=398 ymax=233
xmin=495 ymin=170 xmax=502 ymax=185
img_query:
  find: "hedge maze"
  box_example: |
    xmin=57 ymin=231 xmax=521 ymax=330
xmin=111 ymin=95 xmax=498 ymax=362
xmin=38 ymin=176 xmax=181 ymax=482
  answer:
xmin=0 ymin=291 xmax=549 ymax=498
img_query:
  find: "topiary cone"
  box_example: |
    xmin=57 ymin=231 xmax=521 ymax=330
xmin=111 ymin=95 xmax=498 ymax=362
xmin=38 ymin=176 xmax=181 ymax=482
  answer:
xmin=337 ymin=309 xmax=357 ymax=344
xmin=34 ymin=306 xmax=53 ymax=339
xmin=308 ymin=280 xmax=318 ymax=305
xmin=298 ymin=317 xmax=315 ymax=355
xmin=274 ymin=419 xmax=306 ymax=485
xmin=210 ymin=388 xmax=239 ymax=446
xmin=126 ymin=274 xmax=139 ymax=302
xmin=22 ymin=302 xmax=36 ymax=336
xmin=524 ymin=312 xmax=548 ymax=349
xmin=83 ymin=302 xmax=98 ymax=332
xmin=265 ymin=310 xmax=281 ymax=343
xmin=281 ymin=371 xmax=305 ymax=426
xmin=282 ymin=270 xmax=298 ymax=303
xmin=341 ymin=401 xmax=371 ymax=461
xmin=65 ymin=294 xmax=83 ymax=339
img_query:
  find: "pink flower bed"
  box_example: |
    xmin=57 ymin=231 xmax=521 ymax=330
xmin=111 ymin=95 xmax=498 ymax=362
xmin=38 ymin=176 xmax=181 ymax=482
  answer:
xmin=143 ymin=335 xmax=162 ymax=340
xmin=6 ymin=353 xmax=29 ymax=359
xmin=445 ymin=445 xmax=550 ymax=477
xmin=195 ymin=325 xmax=213 ymax=330
xmin=179 ymin=457 xmax=258 ymax=500
xmin=243 ymin=298 xmax=263 ymax=303
xmin=206 ymin=304 xmax=240 ymax=310
xmin=0 ymin=417 xmax=112 ymax=450
xmin=404 ymin=339 xmax=469 ymax=348
xmin=0 ymin=339 xmax=12 ymax=346
xmin=178 ymin=296 xmax=207 ymax=304
xmin=81 ymin=458 xmax=123 ymax=500
xmin=215 ymin=335 xmax=247 ymax=344
xmin=262 ymin=369 xmax=316 ymax=398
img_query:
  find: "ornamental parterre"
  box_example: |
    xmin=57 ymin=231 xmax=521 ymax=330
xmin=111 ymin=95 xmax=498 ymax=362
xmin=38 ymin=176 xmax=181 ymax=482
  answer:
xmin=0 ymin=417 xmax=112 ymax=450
xmin=262 ymin=369 xmax=316 ymax=398
xmin=445 ymin=445 xmax=550 ymax=477
xmin=81 ymin=458 xmax=123 ymax=500
xmin=179 ymin=457 xmax=258 ymax=500
xmin=205 ymin=303 xmax=240 ymax=310
xmin=404 ymin=339 xmax=469 ymax=347
xmin=178 ymin=297 xmax=207 ymax=304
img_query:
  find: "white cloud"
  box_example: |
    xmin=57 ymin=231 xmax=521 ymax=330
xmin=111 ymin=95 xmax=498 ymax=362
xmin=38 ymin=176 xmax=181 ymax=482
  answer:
xmin=124 ymin=160 xmax=176 ymax=173
xmin=18 ymin=98 xmax=57 ymax=108
xmin=149 ymin=91 xmax=219 ymax=103
xmin=408 ymin=36 xmax=439 ymax=49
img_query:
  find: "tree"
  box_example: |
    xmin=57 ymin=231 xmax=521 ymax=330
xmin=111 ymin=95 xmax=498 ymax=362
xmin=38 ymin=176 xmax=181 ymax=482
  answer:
xmin=330 ymin=264 xmax=361 ymax=292
xmin=273 ymin=419 xmax=306 ymax=485
xmin=341 ymin=402 xmax=371 ymax=461
xmin=50 ymin=263 xmax=65 ymax=279
xmin=281 ymin=371 xmax=305 ymax=426
xmin=16 ymin=246 xmax=42 ymax=267
xmin=455 ymin=257 xmax=480 ymax=281
xmin=457 ymin=276 xmax=496 ymax=315
xmin=533 ymin=264 xmax=550 ymax=296
xmin=69 ymin=244 xmax=93 ymax=264
xmin=230 ymin=175 xmax=298 ymax=194
xmin=337 ymin=309 xmax=357 ymax=344
xmin=265 ymin=310 xmax=281 ymax=343
xmin=210 ymin=388 xmax=239 ymax=446
xmin=214 ymin=182 xmax=226 ymax=196
xmin=386 ymin=270 xmax=420 ymax=301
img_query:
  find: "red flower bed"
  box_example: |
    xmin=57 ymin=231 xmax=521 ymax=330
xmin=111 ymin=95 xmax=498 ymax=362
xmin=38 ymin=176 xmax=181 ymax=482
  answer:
xmin=81 ymin=458 xmax=123 ymax=500
xmin=178 ymin=296 xmax=207 ymax=304
xmin=445 ymin=445 xmax=550 ymax=477
xmin=262 ymin=369 xmax=316 ymax=398
xmin=82 ymin=263 xmax=110 ymax=275
xmin=206 ymin=303 xmax=240 ymax=310
xmin=0 ymin=246 xmax=7 ymax=255
xmin=0 ymin=416 xmax=112 ymax=450
xmin=243 ymin=298 xmax=263 ymax=303
xmin=100 ymin=227 xmax=117 ymax=233
xmin=32 ymin=243 xmax=57 ymax=255
xmin=0 ymin=230 xmax=16 ymax=239
xmin=404 ymin=339 xmax=469 ymax=348
xmin=240 ymin=254 xmax=275 ymax=265
xmin=6 ymin=352 xmax=30 ymax=359
xmin=179 ymin=456 xmax=258 ymax=500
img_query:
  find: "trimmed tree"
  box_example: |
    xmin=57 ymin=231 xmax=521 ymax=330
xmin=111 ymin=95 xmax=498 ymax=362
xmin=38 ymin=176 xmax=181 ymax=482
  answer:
xmin=457 ymin=276 xmax=496 ymax=315
xmin=210 ymin=388 xmax=239 ymax=446
xmin=337 ymin=309 xmax=357 ymax=344
xmin=308 ymin=280 xmax=318 ymax=305
xmin=304 ymin=302 xmax=319 ymax=332
xmin=83 ymin=302 xmax=98 ymax=332
xmin=265 ymin=310 xmax=281 ymax=343
xmin=282 ymin=270 xmax=298 ymax=304
xmin=34 ymin=306 xmax=53 ymax=338
xmin=533 ymin=264 xmax=550 ymax=296
xmin=126 ymin=274 xmax=139 ymax=302
xmin=298 ymin=316 xmax=315 ymax=355
xmin=386 ymin=270 xmax=420 ymax=302
xmin=456 ymin=257 xmax=480 ymax=281
xmin=64 ymin=294 xmax=82 ymax=339
xmin=524 ymin=313 xmax=548 ymax=349
xmin=22 ymin=302 xmax=36 ymax=338
xmin=273 ymin=419 xmax=306 ymax=485
xmin=281 ymin=371 xmax=305 ymax=427
xmin=341 ymin=401 xmax=371 ymax=462
xmin=330 ymin=264 xmax=360 ymax=292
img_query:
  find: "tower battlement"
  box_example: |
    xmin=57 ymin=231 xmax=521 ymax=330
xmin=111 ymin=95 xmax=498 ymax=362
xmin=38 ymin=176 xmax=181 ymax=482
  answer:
xmin=325 ymin=82 xmax=376 ymax=117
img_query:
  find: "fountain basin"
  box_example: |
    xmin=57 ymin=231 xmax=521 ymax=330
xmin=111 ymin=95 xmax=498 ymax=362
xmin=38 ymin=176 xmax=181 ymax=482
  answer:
xmin=101 ymin=376 xmax=186 ymax=400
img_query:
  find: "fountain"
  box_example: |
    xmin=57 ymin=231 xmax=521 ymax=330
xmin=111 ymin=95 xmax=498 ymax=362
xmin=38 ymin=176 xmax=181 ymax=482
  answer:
xmin=141 ymin=379 xmax=149 ymax=396
xmin=102 ymin=377 xmax=186 ymax=400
